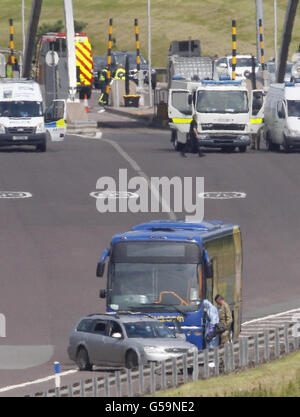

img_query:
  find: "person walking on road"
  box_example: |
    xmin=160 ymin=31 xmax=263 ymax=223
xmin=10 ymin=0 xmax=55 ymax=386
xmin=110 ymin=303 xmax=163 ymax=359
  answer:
xmin=215 ymin=294 xmax=233 ymax=344
xmin=181 ymin=114 xmax=204 ymax=157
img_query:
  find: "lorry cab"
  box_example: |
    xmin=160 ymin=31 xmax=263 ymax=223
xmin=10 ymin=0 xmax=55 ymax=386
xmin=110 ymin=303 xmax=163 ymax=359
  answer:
xmin=264 ymin=81 xmax=300 ymax=152
xmin=168 ymin=78 xmax=264 ymax=153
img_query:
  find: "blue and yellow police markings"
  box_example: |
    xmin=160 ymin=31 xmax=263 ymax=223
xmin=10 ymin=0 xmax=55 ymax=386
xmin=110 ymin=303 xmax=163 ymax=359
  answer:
xmin=45 ymin=118 xmax=67 ymax=142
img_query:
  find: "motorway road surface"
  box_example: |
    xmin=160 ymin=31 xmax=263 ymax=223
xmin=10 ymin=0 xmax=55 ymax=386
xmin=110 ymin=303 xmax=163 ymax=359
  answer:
xmin=0 ymin=112 xmax=299 ymax=395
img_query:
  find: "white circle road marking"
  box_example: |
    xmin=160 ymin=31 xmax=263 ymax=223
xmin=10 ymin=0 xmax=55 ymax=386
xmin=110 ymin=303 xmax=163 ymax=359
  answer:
xmin=198 ymin=191 xmax=247 ymax=199
xmin=90 ymin=191 xmax=139 ymax=199
xmin=0 ymin=191 xmax=32 ymax=199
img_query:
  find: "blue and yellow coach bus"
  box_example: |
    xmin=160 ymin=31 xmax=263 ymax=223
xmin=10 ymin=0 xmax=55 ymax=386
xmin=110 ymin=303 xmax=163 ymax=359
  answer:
xmin=96 ymin=220 xmax=243 ymax=349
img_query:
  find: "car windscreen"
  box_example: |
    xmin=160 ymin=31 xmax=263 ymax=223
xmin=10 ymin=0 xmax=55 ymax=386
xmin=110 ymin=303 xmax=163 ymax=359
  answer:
xmin=229 ymin=58 xmax=256 ymax=67
xmin=196 ymin=90 xmax=249 ymax=113
xmin=0 ymin=101 xmax=43 ymax=117
xmin=124 ymin=321 xmax=176 ymax=338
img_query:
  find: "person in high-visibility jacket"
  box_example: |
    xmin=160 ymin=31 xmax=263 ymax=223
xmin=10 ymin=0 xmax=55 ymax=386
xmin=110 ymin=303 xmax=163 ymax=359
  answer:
xmin=6 ymin=56 xmax=14 ymax=78
xmin=114 ymin=64 xmax=126 ymax=80
xmin=98 ymin=66 xmax=109 ymax=106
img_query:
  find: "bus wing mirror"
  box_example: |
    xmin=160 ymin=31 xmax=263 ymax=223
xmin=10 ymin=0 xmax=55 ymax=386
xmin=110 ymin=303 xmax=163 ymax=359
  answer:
xmin=96 ymin=248 xmax=110 ymax=277
xmin=96 ymin=262 xmax=105 ymax=277
xmin=188 ymin=94 xmax=193 ymax=105
xmin=99 ymin=289 xmax=107 ymax=298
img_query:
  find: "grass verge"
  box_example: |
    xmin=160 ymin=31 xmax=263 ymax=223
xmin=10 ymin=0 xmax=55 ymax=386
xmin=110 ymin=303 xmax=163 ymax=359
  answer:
xmin=155 ymin=350 xmax=300 ymax=397
xmin=1 ymin=1 xmax=300 ymax=66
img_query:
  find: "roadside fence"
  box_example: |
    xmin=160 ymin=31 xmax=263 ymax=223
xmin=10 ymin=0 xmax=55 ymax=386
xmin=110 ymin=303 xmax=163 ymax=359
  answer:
xmin=27 ymin=324 xmax=299 ymax=397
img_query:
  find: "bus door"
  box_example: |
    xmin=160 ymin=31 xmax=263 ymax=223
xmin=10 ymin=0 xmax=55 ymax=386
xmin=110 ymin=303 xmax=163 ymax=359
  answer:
xmin=45 ymin=99 xmax=67 ymax=141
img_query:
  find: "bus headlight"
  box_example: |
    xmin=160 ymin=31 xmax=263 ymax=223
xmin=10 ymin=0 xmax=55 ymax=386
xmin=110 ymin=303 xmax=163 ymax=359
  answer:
xmin=0 ymin=124 xmax=5 ymax=134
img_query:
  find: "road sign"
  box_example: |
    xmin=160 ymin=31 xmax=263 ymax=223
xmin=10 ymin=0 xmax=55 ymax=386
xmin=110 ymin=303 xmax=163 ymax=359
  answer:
xmin=45 ymin=50 xmax=59 ymax=67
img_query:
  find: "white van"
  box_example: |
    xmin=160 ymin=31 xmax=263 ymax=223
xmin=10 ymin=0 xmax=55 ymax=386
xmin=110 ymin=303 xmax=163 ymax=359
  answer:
xmin=0 ymin=79 xmax=47 ymax=151
xmin=0 ymin=79 xmax=66 ymax=151
xmin=264 ymin=82 xmax=300 ymax=152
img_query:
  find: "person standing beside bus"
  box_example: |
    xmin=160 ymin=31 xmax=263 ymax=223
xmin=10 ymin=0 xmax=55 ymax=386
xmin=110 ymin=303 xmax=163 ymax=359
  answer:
xmin=215 ymin=294 xmax=233 ymax=344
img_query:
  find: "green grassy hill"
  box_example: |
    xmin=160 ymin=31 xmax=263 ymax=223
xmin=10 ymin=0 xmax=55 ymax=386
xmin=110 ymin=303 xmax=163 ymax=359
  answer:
xmin=1 ymin=0 xmax=300 ymax=67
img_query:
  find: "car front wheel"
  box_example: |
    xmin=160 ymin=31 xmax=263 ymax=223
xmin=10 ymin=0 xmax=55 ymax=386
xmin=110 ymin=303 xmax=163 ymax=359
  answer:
xmin=125 ymin=350 xmax=139 ymax=370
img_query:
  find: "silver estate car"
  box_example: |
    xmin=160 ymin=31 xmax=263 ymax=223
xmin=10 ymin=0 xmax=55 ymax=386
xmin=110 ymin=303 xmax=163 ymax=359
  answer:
xmin=67 ymin=313 xmax=198 ymax=370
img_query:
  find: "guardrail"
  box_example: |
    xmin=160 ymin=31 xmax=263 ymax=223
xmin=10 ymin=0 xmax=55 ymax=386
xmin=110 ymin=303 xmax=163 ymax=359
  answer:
xmin=27 ymin=324 xmax=299 ymax=397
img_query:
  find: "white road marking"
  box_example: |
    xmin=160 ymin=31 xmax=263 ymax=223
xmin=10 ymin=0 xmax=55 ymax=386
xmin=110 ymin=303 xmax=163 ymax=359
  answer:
xmin=101 ymin=137 xmax=176 ymax=220
xmin=0 ymin=191 xmax=32 ymax=199
xmin=0 ymin=369 xmax=77 ymax=393
xmin=242 ymin=307 xmax=300 ymax=326
xmin=75 ymin=132 xmax=176 ymax=220
xmin=198 ymin=191 xmax=246 ymax=199
xmin=90 ymin=190 xmax=139 ymax=199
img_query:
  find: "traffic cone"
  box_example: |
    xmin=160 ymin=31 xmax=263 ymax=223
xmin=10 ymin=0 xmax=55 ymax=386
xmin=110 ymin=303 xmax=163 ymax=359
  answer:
xmin=84 ymin=94 xmax=89 ymax=113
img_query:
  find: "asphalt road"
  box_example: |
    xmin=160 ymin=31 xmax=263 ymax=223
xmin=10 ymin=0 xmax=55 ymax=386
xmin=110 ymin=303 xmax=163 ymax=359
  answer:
xmin=0 ymin=115 xmax=299 ymax=395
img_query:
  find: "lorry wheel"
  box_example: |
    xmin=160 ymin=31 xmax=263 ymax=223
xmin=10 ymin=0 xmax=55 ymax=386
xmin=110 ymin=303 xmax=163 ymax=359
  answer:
xmin=282 ymin=136 xmax=291 ymax=153
xmin=36 ymin=142 xmax=46 ymax=152
xmin=266 ymin=133 xmax=275 ymax=152
xmin=239 ymin=146 xmax=247 ymax=153
xmin=173 ymin=132 xmax=183 ymax=151
xmin=221 ymin=146 xmax=235 ymax=153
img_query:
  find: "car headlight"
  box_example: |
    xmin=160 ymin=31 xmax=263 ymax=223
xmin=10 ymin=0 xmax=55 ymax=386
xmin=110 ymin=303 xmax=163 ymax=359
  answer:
xmin=240 ymin=135 xmax=249 ymax=141
xmin=36 ymin=123 xmax=45 ymax=133
xmin=188 ymin=346 xmax=198 ymax=353
xmin=144 ymin=346 xmax=166 ymax=354
xmin=0 ymin=124 xmax=5 ymax=134
xmin=198 ymin=134 xmax=208 ymax=140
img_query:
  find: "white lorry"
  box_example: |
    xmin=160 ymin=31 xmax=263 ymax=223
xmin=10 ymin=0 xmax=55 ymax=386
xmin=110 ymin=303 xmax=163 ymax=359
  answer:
xmin=0 ymin=79 xmax=67 ymax=151
xmin=264 ymin=81 xmax=300 ymax=152
xmin=169 ymin=78 xmax=264 ymax=153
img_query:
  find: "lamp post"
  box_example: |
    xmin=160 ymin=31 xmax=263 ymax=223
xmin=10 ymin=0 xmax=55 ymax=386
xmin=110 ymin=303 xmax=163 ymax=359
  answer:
xmin=274 ymin=0 xmax=278 ymax=72
xmin=147 ymin=0 xmax=153 ymax=107
xmin=22 ymin=0 xmax=26 ymax=57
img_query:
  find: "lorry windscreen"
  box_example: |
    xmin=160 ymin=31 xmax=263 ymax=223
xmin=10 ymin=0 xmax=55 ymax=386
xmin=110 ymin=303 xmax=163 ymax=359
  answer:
xmin=287 ymin=100 xmax=300 ymax=117
xmin=0 ymin=101 xmax=43 ymax=118
xmin=196 ymin=90 xmax=248 ymax=113
xmin=229 ymin=58 xmax=256 ymax=67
